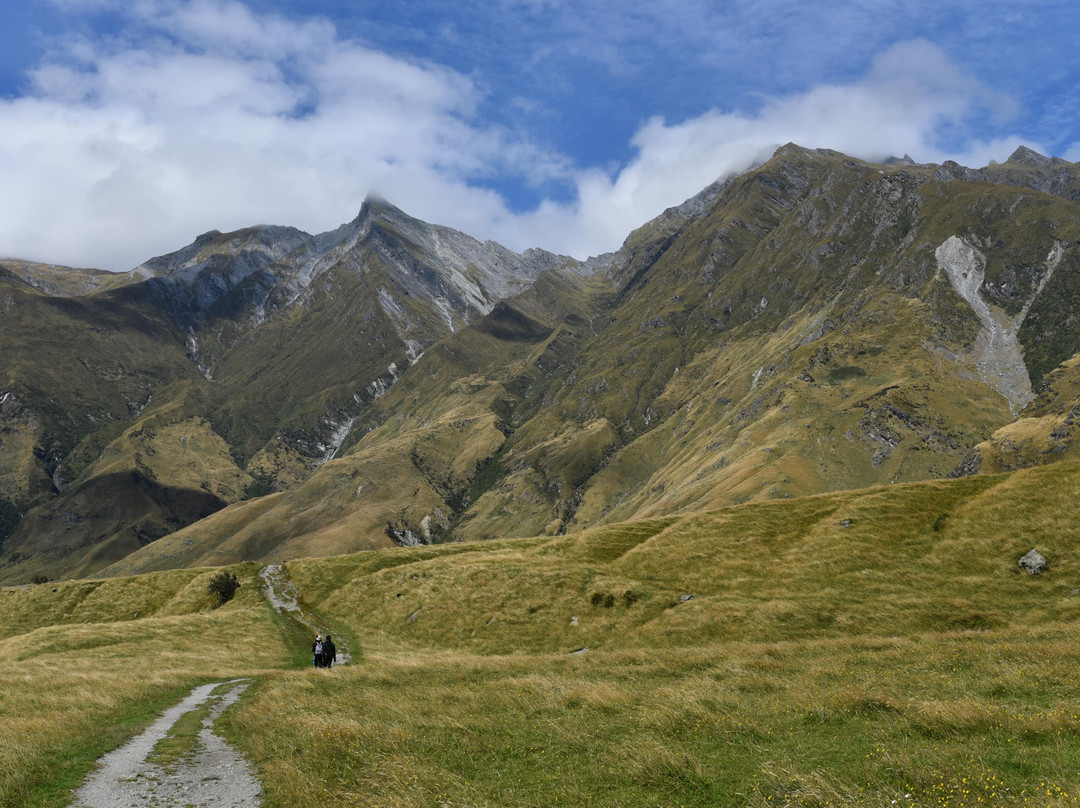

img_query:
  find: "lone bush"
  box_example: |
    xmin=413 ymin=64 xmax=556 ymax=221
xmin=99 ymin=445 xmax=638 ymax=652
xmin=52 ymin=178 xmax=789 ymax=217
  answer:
xmin=208 ymin=571 xmax=241 ymax=605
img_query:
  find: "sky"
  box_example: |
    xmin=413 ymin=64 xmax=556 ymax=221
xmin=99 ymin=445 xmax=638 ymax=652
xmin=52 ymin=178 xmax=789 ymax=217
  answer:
xmin=0 ymin=0 xmax=1077 ymax=272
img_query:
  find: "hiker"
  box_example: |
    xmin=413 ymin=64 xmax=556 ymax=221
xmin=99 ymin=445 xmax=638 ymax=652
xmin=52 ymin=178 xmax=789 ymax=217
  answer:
xmin=312 ymin=635 xmax=323 ymax=667
xmin=322 ymin=635 xmax=336 ymax=668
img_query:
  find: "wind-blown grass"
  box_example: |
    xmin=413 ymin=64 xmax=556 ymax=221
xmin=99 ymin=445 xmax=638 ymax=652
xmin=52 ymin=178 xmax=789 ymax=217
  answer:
xmin=216 ymin=460 xmax=1080 ymax=806
xmin=8 ymin=460 xmax=1080 ymax=806
xmin=225 ymin=631 xmax=1080 ymax=807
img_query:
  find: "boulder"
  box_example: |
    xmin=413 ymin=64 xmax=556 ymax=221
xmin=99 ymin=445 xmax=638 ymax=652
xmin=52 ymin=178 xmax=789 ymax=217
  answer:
xmin=1018 ymin=548 xmax=1049 ymax=575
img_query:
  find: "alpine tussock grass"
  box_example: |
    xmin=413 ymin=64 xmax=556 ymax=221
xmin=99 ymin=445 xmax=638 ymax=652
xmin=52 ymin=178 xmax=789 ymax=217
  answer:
xmin=9 ymin=460 xmax=1080 ymax=806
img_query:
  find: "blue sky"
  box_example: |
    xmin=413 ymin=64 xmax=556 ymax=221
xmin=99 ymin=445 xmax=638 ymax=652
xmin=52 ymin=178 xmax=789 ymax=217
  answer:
xmin=0 ymin=0 xmax=1077 ymax=271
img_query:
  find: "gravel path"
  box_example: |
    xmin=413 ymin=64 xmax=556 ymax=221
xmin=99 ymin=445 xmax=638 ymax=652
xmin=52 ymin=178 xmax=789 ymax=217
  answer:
xmin=70 ymin=567 xmax=342 ymax=806
xmin=71 ymin=680 xmax=261 ymax=808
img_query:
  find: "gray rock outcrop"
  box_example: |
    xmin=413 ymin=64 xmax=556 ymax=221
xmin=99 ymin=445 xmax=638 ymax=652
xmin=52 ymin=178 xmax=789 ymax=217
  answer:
xmin=1018 ymin=548 xmax=1049 ymax=575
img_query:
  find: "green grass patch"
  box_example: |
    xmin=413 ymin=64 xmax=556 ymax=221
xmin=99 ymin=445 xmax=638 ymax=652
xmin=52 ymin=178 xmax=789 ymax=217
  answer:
xmin=146 ymin=700 xmax=214 ymax=770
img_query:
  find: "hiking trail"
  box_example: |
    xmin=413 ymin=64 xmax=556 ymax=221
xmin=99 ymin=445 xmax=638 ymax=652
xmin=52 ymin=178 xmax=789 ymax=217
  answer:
xmin=71 ymin=680 xmax=260 ymax=808
xmin=259 ymin=563 xmax=352 ymax=665
xmin=71 ymin=567 xmax=351 ymax=806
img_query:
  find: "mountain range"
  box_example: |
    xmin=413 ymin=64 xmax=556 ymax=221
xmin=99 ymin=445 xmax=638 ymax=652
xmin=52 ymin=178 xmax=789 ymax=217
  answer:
xmin=2 ymin=143 xmax=1079 ymax=584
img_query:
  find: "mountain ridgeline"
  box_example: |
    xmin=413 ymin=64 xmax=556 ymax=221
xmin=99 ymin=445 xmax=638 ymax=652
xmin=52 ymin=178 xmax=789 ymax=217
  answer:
xmin=2 ymin=144 xmax=1080 ymax=583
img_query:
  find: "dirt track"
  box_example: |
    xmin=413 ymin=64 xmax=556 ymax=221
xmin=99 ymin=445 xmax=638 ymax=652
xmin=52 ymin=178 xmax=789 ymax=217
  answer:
xmin=71 ymin=565 xmax=347 ymax=806
xmin=260 ymin=563 xmax=351 ymax=665
xmin=71 ymin=680 xmax=260 ymax=808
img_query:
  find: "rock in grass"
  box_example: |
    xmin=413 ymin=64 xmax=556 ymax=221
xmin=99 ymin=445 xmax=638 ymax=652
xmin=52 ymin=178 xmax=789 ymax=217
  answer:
xmin=1018 ymin=548 xmax=1049 ymax=575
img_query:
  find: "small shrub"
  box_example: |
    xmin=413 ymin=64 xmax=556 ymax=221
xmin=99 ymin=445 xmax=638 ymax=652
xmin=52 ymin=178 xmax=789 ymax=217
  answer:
xmin=622 ymin=590 xmax=640 ymax=607
xmin=31 ymin=574 xmax=49 ymax=585
xmin=590 ymin=592 xmax=619 ymax=608
xmin=208 ymin=571 xmax=241 ymax=605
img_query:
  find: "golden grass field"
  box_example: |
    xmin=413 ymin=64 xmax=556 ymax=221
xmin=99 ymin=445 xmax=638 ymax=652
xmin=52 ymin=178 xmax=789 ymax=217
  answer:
xmin=6 ymin=460 xmax=1080 ymax=806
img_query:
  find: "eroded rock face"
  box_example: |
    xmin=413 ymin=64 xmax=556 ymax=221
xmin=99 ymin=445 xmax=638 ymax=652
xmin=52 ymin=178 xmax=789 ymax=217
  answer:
xmin=936 ymin=236 xmax=1064 ymax=415
xmin=1018 ymin=548 xmax=1049 ymax=575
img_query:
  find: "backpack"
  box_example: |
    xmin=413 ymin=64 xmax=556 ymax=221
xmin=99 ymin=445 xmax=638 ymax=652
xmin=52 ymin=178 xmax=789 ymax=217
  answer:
xmin=314 ymin=641 xmax=323 ymax=655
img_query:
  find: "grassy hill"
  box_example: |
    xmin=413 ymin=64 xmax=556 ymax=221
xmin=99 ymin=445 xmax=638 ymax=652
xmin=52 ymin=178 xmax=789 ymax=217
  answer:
xmin=0 ymin=563 xmax=303 ymax=807
xmin=5 ymin=460 xmax=1080 ymax=806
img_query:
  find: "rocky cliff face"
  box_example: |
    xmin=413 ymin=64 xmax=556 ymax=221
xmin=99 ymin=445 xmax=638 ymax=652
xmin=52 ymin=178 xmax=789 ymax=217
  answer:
xmin=3 ymin=144 xmax=1080 ymax=583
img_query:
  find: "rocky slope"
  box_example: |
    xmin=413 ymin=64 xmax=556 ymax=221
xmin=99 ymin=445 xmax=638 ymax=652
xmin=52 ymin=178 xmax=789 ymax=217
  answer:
xmin=3 ymin=145 xmax=1080 ymax=583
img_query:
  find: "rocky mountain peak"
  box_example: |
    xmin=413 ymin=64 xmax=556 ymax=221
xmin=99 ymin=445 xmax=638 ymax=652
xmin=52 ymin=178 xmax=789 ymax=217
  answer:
xmin=313 ymin=192 xmax=445 ymax=264
xmin=133 ymin=224 xmax=309 ymax=280
xmin=1007 ymin=145 xmax=1052 ymax=168
xmin=352 ymin=192 xmax=411 ymax=230
xmin=772 ymin=142 xmax=816 ymax=160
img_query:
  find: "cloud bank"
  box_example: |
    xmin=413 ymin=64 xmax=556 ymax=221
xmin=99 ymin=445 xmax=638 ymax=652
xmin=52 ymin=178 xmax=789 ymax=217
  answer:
xmin=0 ymin=1 xmax=1035 ymax=270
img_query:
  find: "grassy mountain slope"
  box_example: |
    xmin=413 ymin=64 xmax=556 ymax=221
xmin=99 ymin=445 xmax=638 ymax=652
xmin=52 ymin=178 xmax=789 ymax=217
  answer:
xmin=0 ymin=382 xmax=258 ymax=582
xmin=0 ymin=259 xmax=136 ymax=297
xmin=111 ymin=145 xmax=1080 ymax=572
xmin=0 ymin=268 xmax=200 ymax=544
xmin=453 ymin=147 xmax=1080 ymax=535
xmin=101 ymin=268 xmax=605 ymax=576
xmin=6 ymin=460 xmax=1080 ymax=806
xmin=970 ymin=353 xmax=1080 ymax=472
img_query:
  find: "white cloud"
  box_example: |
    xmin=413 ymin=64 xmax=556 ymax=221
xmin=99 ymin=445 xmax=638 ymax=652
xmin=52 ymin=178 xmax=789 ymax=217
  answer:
xmin=0 ymin=3 xmax=1032 ymax=271
xmin=501 ymin=40 xmax=1034 ymax=259
xmin=0 ymin=0 xmax=543 ymax=269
